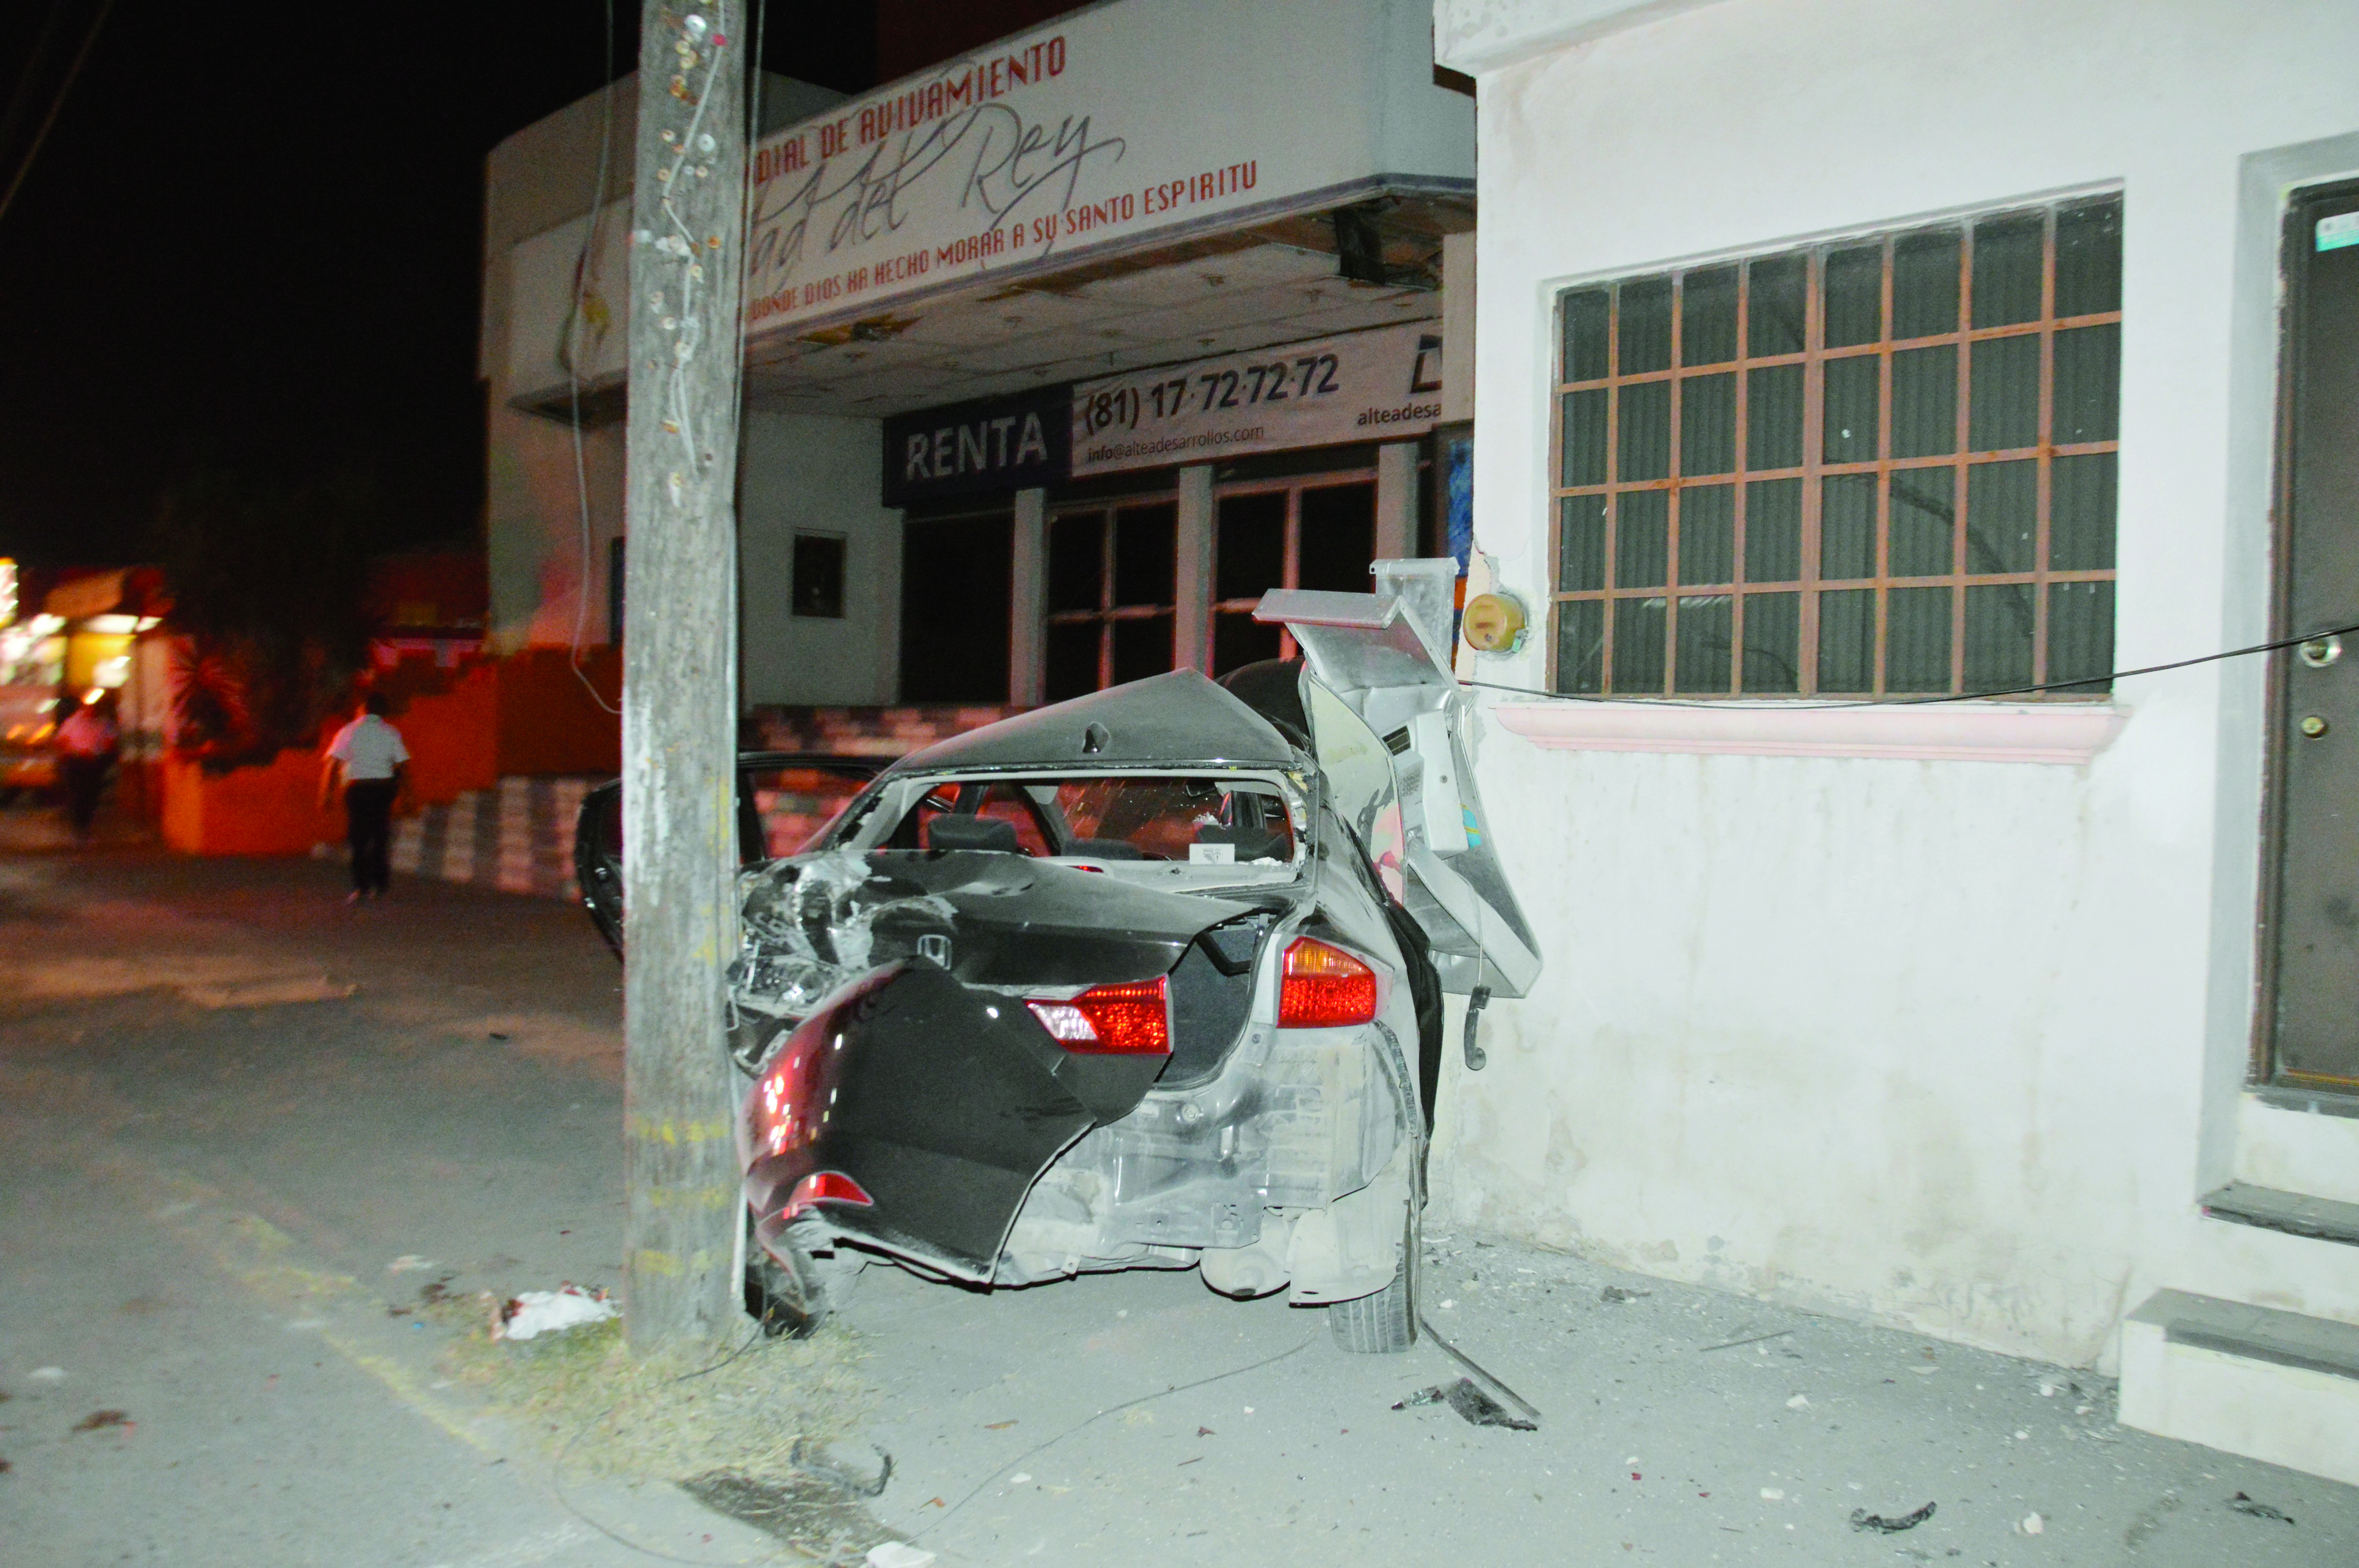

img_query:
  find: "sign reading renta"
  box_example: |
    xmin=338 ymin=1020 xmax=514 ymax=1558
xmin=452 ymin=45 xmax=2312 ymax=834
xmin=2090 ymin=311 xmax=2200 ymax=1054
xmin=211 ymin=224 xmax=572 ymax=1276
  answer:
xmin=1070 ymin=324 xmax=1444 ymax=478
xmin=740 ymin=0 xmax=1473 ymax=338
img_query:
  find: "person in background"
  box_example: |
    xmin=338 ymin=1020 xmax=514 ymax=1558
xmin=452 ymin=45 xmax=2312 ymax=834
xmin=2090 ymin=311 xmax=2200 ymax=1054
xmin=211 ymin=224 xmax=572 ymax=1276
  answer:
xmin=54 ymin=693 xmax=119 ymax=843
xmin=319 ymin=692 xmax=409 ymax=903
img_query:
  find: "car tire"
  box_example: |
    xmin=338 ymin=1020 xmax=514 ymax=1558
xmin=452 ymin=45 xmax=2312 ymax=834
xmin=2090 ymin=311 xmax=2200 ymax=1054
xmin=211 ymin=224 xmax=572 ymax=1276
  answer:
xmin=746 ymin=1219 xmax=865 ymax=1338
xmin=1327 ymin=1202 xmax=1418 ymax=1354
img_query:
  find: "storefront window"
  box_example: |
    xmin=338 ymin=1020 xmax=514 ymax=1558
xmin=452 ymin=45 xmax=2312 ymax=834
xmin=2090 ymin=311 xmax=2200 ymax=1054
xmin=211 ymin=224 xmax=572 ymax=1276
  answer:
xmin=1549 ymin=193 xmax=2122 ymax=697
xmin=1209 ymin=478 xmax=1376 ymax=675
xmin=1046 ymin=502 xmax=1178 ymax=700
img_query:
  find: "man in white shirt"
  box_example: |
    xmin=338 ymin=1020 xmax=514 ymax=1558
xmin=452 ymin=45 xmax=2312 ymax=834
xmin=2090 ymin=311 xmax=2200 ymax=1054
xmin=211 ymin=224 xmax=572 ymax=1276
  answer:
xmin=319 ymin=693 xmax=410 ymax=902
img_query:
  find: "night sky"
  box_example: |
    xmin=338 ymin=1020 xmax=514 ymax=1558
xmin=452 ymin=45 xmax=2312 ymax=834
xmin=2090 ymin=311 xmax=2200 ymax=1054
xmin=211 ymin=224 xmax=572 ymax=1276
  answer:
xmin=0 ymin=1 xmax=885 ymax=570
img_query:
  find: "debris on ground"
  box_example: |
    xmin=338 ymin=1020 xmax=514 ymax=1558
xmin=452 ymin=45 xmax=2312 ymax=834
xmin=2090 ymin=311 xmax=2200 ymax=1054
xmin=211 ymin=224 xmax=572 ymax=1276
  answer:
xmin=680 ymin=1471 xmax=894 ymax=1561
xmin=496 ymin=1285 xmax=618 ymax=1341
xmin=2018 ymin=1512 xmax=2045 ymax=1535
xmin=1601 ymin=1285 xmax=1651 ymax=1304
xmin=1390 ymin=1379 xmax=1537 ymax=1431
xmin=1850 ymin=1502 xmax=1936 ymax=1533
xmin=28 ymin=1367 xmax=64 ymax=1383
xmin=69 ymin=1410 xmax=130 ymax=1434
xmin=865 ymin=1543 xmax=935 ymax=1568
xmin=2228 ymin=1492 xmax=2295 ymax=1525
xmin=1760 ymin=1488 xmax=1786 ymax=1502
xmin=791 ymin=1435 xmax=892 ymax=1496
xmin=1785 ymin=1394 xmax=1811 ymax=1409
xmin=0 ymin=1456 xmax=12 ymax=1473
xmin=387 ymin=1255 xmax=438 ymax=1273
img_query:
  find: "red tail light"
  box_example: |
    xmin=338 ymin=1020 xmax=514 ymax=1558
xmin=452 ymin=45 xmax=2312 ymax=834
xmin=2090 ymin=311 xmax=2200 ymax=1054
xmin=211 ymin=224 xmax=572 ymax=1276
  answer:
xmin=783 ymin=1171 xmax=874 ymax=1220
xmin=1278 ymin=937 xmax=1378 ymax=1028
xmin=1027 ymin=976 xmax=1171 ymax=1054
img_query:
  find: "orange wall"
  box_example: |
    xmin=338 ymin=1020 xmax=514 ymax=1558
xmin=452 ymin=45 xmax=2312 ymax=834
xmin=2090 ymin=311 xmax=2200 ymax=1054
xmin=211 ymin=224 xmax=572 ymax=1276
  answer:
xmin=495 ymin=647 xmax=620 ymax=776
xmin=161 ymin=751 xmax=338 ymax=856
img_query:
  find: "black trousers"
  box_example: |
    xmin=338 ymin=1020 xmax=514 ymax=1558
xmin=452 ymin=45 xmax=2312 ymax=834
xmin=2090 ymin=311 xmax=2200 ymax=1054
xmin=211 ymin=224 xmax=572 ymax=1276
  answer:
xmin=61 ymin=756 xmax=108 ymax=836
xmin=345 ymin=779 xmax=397 ymax=894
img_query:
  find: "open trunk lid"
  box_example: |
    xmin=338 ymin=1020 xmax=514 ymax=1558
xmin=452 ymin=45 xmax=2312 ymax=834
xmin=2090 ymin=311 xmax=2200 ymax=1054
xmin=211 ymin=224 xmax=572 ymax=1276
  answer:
xmin=1256 ymin=562 xmax=1542 ymax=997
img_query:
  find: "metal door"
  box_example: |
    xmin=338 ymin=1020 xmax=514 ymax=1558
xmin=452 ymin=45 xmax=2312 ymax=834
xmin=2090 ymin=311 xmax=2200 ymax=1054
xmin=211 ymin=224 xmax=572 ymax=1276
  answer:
xmin=2263 ymin=178 xmax=2359 ymax=1092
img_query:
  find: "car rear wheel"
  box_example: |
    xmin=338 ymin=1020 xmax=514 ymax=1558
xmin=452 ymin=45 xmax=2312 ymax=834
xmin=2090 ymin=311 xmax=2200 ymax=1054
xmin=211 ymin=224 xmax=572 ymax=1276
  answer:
xmin=746 ymin=1220 xmax=862 ymax=1338
xmin=1327 ymin=1202 xmax=1417 ymax=1354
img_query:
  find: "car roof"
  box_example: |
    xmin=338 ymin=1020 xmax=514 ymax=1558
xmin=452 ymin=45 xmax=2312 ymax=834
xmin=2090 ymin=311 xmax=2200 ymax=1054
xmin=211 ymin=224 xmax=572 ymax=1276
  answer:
xmin=890 ymin=670 xmax=1300 ymax=774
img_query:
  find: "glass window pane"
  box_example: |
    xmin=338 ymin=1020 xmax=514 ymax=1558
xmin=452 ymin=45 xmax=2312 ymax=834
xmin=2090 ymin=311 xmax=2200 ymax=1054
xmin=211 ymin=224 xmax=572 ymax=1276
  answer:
xmin=1823 ymin=355 xmax=1880 ymax=463
xmin=1747 ymin=363 xmax=1804 ymax=470
xmin=1213 ymin=491 xmax=1286 ymax=601
xmin=1964 ymin=459 xmax=2037 ymax=574
xmin=1817 ymin=587 xmax=1875 ymax=691
xmin=1555 ymin=599 xmax=1606 ymax=694
xmin=1741 ymin=592 xmax=1801 ymax=692
xmin=1113 ymin=504 xmax=1176 ymax=605
xmin=1748 ymin=253 xmax=1808 ymax=356
xmin=1048 ymin=513 xmax=1104 ymax=612
xmin=1616 ymin=490 xmax=1668 ymax=588
xmin=1620 ymin=278 xmax=1673 ymax=374
xmin=1046 ymin=620 xmax=1101 ymax=699
xmin=1968 ymin=335 xmax=2040 ymax=451
xmin=1964 ymin=583 xmax=2035 ymax=693
xmin=1112 ymin=614 xmax=1173 ymax=683
xmin=1619 ymin=381 xmax=1671 ymax=481
xmin=1891 ymin=344 xmax=1957 ymax=458
xmin=1824 ymin=244 xmax=1883 ymax=348
xmin=1562 ymin=388 xmax=1609 ymax=486
xmin=1562 ymin=287 xmax=1611 ymax=381
xmin=1745 ymin=478 xmax=1802 ymax=583
xmin=2054 ymin=196 xmax=2122 ymax=318
xmin=2050 ymin=452 xmax=2117 ymax=571
xmin=1681 ymin=373 xmax=1736 ymax=476
xmin=1295 ymin=485 xmax=1373 ymax=592
xmin=1613 ymin=595 xmax=1668 ymax=692
xmin=1821 ymin=474 xmax=1878 ymax=579
xmin=1675 ymin=595 xmax=1733 ymax=693
xmin=1681 ymin=266 xmax=1739 ymax=365
xmin=2053 ymin=324 xmax=2120 ymax=443
xmin=1972 ymin=211 xmax=2045 ymax=328
xmin=1893 ymin=228 xmax=1962 ymax=338
xmin=1886 ymin=586 xmax=1953 ymax=693
xmin=1887 ymin=470 xmax=1955 ymax=577
xmin=1212 ymin=612 xmax=1281 ymax=676
xmin=1678 ymin=485 xmax=1735 ymax=585
xmin=2047 ymin=580 xmax=2115 ymax=692
xmin=1559 ymin=495 xmax=1608 ymax=591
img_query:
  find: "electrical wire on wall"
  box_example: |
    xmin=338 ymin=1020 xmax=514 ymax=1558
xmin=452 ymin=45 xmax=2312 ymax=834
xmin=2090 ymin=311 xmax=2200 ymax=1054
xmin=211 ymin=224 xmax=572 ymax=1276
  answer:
xmin=561 ymin=0 xmax=623 ymax=717
xmin=1457 ymin=619 xmax=2359 ymax=710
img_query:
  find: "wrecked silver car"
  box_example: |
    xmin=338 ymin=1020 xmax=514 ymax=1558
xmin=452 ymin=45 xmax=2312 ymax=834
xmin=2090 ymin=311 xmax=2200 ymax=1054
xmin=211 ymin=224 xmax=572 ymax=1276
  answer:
xmin=725 ymin=567 xmax=1538 ymax=1352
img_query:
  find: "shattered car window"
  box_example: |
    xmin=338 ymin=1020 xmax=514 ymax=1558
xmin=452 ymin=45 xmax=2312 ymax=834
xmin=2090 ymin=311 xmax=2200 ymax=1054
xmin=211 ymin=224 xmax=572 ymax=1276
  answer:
xmin=876 ymin=776 xmax=1298 ymax=867
xmin=747 ymin=765 xmax=874 ymax=859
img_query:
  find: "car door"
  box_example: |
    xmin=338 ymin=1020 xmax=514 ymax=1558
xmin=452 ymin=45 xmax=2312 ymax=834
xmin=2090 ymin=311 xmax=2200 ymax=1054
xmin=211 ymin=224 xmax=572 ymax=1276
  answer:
xmin=1255 ymin=570 xmax=1542 ymax=998
xmin=574 ymin=755 xmax=886 ymax=956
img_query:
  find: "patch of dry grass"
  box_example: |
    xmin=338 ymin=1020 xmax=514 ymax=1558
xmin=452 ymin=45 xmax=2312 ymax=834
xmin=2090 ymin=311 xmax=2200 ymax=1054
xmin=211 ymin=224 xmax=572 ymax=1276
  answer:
xmin=443 ymin=1315 xmax=873 ymax=1484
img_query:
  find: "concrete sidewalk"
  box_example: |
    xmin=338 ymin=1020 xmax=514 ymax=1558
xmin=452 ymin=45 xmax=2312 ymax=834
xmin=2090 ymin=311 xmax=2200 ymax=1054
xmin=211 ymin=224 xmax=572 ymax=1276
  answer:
xmin=2 ymin=844 xmax=2353 ymax=1565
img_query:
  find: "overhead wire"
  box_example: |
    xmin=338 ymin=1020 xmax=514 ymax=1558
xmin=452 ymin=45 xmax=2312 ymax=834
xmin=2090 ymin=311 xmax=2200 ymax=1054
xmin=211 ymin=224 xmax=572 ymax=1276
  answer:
xmin=1455 ymin=618 xmax=2359 ymax=710
xmin=0 ymin=0 xmax=117 ymax=231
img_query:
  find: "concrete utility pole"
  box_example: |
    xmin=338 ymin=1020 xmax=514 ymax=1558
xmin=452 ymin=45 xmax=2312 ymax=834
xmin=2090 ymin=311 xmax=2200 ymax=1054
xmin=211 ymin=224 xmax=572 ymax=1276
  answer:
xmin=621 ymin=0 xmax=748 ymax=1351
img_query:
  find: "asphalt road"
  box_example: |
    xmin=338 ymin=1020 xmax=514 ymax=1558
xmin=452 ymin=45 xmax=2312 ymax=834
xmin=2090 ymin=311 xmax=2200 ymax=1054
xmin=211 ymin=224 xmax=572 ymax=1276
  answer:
xmin=4 ymin=825 xmax=2357 ymax=1566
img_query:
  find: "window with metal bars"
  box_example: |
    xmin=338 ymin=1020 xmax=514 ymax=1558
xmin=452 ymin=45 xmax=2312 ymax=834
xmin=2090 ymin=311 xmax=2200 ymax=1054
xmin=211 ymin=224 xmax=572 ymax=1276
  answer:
xmin=1550 ymin=194 xmax=2122 ymax=698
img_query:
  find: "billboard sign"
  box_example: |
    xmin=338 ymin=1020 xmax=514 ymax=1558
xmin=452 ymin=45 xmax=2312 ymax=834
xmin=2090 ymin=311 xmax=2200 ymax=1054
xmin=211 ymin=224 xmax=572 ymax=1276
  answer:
xmin=1069 ymin=324 xmax=1444 ymax=478
xmin=741 ymin=0 xmax=1471 ymax=340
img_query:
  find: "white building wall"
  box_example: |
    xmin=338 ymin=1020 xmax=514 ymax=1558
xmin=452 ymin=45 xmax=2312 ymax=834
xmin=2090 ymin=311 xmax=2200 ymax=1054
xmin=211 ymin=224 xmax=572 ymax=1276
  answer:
xmin=1432 ymin=0 xmax=2359 ymax=1366
xmin=738 ymin=411 xmax=902 ymax=707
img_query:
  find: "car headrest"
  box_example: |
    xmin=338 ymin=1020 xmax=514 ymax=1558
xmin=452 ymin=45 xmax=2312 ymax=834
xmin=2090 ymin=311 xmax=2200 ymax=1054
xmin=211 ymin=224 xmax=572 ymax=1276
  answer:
xmin=926 ymin=814 xmax=1022 ymax=854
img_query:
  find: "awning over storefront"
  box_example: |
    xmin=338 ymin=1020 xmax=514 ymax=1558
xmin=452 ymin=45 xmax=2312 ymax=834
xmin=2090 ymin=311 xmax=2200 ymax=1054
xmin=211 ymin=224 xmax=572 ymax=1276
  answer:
xmin=503 ymin=0 xmax=1472 ymax=425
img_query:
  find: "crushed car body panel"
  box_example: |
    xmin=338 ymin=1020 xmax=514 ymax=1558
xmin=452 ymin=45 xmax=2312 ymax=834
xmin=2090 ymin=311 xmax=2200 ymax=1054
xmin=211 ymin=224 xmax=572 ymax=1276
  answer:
xmin=888 ymin=668 xmax=1297 ymax=774
xmin=1258 ymin=569 xmax=1543 ymax=997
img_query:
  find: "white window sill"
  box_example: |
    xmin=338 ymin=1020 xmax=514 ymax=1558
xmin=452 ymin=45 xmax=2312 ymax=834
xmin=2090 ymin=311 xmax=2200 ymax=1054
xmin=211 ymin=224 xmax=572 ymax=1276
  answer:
xmin=1492 ymin=699 xmax=2126 ymax=765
